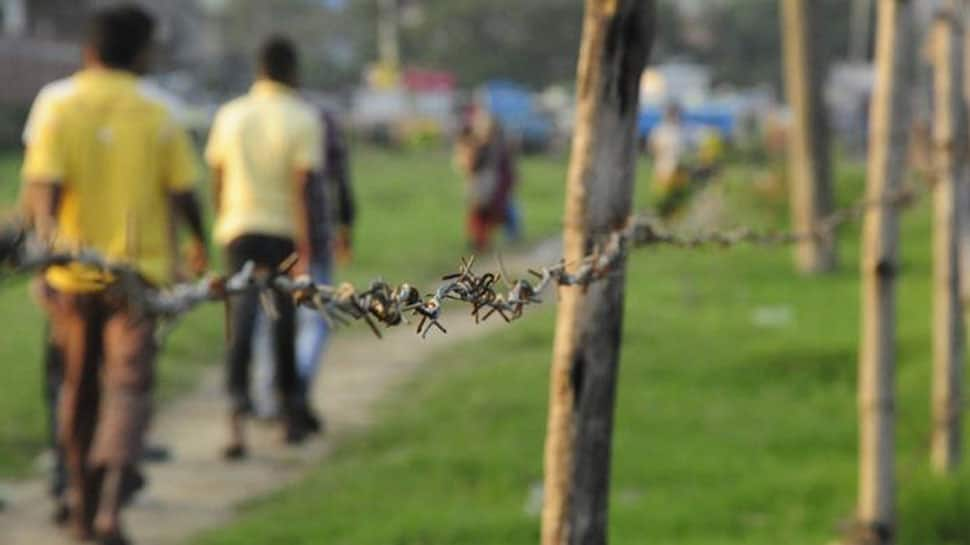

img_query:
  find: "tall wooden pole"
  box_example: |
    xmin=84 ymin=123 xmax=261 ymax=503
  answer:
xmin=781 ymin=0 xmax=838 ymax=274
xmin=931 ymin=7 xmax=968 ymax=475
xmin=962 ymin=3 xmax=970 ymax=302
xmin=856 ymin=1 xmax=914 ymax=543
xmin=540 ymin=2 xmax=655 ymax=545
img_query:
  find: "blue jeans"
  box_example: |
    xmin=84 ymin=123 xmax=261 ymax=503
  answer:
xmin=296 ymin=259 xmax=332 ymax=398
xmin=252 ymin=257 xmax=333 ymax=414
xmin=505 ymin=200 xmax=523 ymax=242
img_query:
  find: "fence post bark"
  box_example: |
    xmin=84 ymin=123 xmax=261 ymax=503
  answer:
xmin=540 ymin=2 xmax=655 ymax=545
xmin=856 ymin=1 xmax=914 ymax=544
xmin=963 ymin=5 xmax=970 ymax=310
xmin=780 ymin=0 xmax=838 ymax=273
xmin=930 ymin=7 xmax=968 ymax=475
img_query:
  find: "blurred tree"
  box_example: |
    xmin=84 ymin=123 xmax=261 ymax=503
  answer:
xmin=386 ymin=0 xmax=851 ymax=90
xmin=8 ymin=0 xmax=856 ymax=92
xmin=397 ymin=0 xmax=584 ymax=87
xmin=659 ymin=0 xmax=852 ymax=90
xmin=199 ymin=0 xmax=365 ymax=92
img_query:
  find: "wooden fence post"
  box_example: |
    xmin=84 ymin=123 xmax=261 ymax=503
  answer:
xmin=963 ymin=4 xmax=970 ymax=310
xmin=930 ymin=7 xmax=968 ymax=475
xmin=781 ymin=0 xmax=838 ymax=273
xmin=856 ymin=1 xmax=914 ymax=543
xmin=540 ymin=2 xmax=655 ymax=545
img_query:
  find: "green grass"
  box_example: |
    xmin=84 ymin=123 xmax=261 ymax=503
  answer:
xmin=0 ymin=150 xmax=19 ymax=204
xmin=193 ymin=161 xmax=970 ymax=545
xmin=339 ymin=146 xmax=653 ymax=285
xmin=0 ymin=146 xmax=573 ymax=478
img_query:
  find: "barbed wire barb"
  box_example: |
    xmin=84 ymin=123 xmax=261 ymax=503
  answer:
xmin=0 ymin=179 xmax=930 ymax=339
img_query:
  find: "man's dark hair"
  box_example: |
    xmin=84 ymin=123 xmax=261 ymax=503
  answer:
xmin=259 ymin=36 xmax=299 ymax=86
xmin=87 ymin=4 xmax=156 ymax=70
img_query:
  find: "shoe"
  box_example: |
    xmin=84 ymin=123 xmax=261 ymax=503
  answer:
xmin=120 ymin=469 xmax=145 ymax=506
xmin=141 ymin=444 xmax=171 ymax=463
xmin=96 ymin=530 xmax=131 ymax=545
xmin=51 ymin=501 xmax=70 ymax=526
xmin=222 ymin=444 xmax=248 ymax=461
xmin=301 ymin=406 xmax=325 ymax=435
xmin=283 ymin=413 xmax=308 ymax=445
xmin=223 ymin=410 xmax=248 ymax=461
xmin=69 ymin=518 xmax=94 ymax=542
xmin=284 ymin=422 xmax=307 ymax=445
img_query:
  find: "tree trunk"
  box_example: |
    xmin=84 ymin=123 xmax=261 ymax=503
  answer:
xmin=540 ymin=2 xmax=655 ymax=545
xmin=781 ymin=0 xmax=838 ymax=274
xmin=930 ymin=7 xmax=967 ymax=475
xmin=856 ymin=1 xmax=914 ymax=544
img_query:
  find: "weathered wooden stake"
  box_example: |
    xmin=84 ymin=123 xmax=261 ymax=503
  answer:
xmin=930 ymin=7 xmax=968 ymax=475
xmin=960 ymin=5 xmax=970 ymax=430
xmin=781 ymin=0 xmax=838 ymax=274
xmin=540 ymin=2 xmax=655 ymax=545
xmin=856 ymin=1 xmax=914 ymax=544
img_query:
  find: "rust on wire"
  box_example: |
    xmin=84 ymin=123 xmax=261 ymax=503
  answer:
xmin=0 ymin=182 xmax=926 ymax=339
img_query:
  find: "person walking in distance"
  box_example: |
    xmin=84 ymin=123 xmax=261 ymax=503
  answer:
xmin=250 ymin=109 xmax=355 ymax=431
xmin=206 ymin=36 xmax=322 ymax=458
xmin=20 ymin=5 xmax=208 ymax=543
xmin=454 ymin=108 xmax=518 ymax=252
xmin=288 ymin=110 xmax=355 ymax=430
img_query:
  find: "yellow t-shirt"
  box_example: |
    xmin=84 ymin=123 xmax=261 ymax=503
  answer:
xmin=21 ymin=69 xmax=198 ymax=292
xmin=205 ymin=80 xmax=323 ymax=245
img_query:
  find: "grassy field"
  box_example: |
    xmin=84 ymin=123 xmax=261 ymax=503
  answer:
xmin=0 ymin=145 xmax=582 ymax=478
xmin=193 ymin=163 xmax=970 ymax=545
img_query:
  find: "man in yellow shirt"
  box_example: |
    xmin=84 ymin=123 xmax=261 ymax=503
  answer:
xmin=206 ymin=36 xmax=320 ymax=458
xmin=22 ymin=5 xmax=207 ymax=544
xmin=22 ymin=67 xmax=192 ymax=529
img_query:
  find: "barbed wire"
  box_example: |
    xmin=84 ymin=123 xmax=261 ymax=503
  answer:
xmin=0 ymin=181 xmax=928 ymax=339
xmin=628 ymin=181 xmax=924 ymax=249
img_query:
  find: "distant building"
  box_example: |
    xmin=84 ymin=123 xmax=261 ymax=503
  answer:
xmin=0 ymin=0 xmax=212 ymax=108
xmin=0 ymin=0 xmax=84 ymax=107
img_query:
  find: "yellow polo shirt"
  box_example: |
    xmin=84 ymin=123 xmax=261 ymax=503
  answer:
xmin=21 ymin=69 xmax=198 ymax=292
xmin=205 ymin=80 xmax=323 ymax=245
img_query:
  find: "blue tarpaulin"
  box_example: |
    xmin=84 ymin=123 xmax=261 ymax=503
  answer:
xmin=638 ymin=105 xmax=737 ymax=140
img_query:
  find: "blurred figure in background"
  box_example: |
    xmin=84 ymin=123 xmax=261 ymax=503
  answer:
xmin=649 ymin=102 xmax=725 ymax=218
xmin=454 ymin=108 xmax=519 ymax=252
xmin=251 ymin=109 xmax=356 ymax=431
xmin=20 ymin=5 xmax=207 ymax=543
xmin=649 ymin=102 xmax=689 ymax=215
xmin=206 ymin=36 xmax=320 ymax=459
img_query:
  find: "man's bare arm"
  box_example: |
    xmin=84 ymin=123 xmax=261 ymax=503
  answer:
xmin=169 ymin=191 xmax=206 ymax=245
xmin=21 ymin=182 xmax=62 ymax=241
xmin=293 ymin=169 xmax=315 ymax=275
xmin=169 ymin=190 xmax=208 ymax=276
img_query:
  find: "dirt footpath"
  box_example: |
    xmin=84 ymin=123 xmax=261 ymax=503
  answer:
xmin=0 ymin=241 xmax=561 ymax=545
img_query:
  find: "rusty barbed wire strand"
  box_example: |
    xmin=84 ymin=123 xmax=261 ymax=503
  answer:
xmin=0 ymin=180 xmax=929 ymax=338
xmin=627 ymin=181 xmax=925 ymax=249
